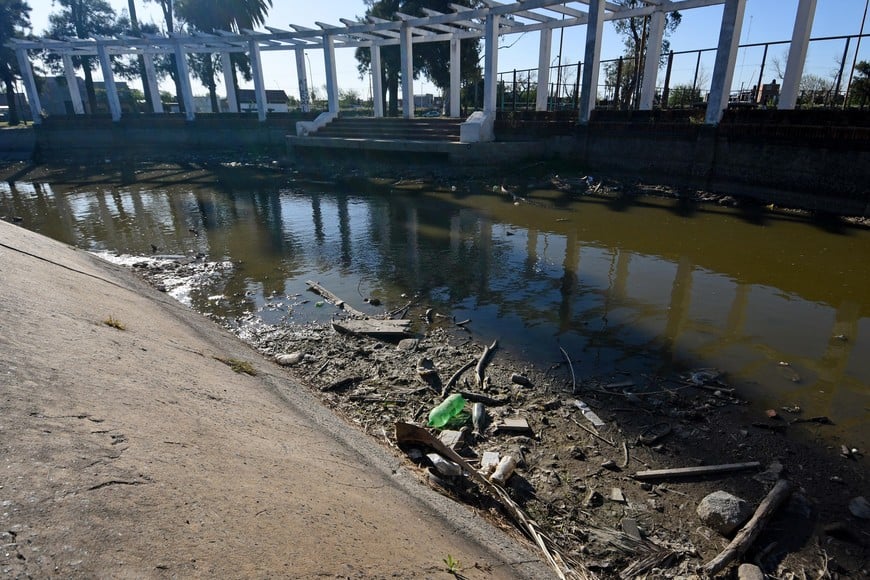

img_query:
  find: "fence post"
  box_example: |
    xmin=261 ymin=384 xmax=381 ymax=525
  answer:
xmin=662 ymin=50 xmax=674 ymax=109
xmin=513 ymin=69 xmax=518 ymax=111
xmin=834 ymin=37 xmax=850 ymax=105
xmin=614 ymin=56 xmax=624 ymax=108
xmin=574 ymin=62 xmax=582 ymax=110
xmin=756 ymin=43 xmax=769 ymax=103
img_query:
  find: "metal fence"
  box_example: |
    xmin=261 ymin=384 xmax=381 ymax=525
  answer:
xmin=495 ymin=32 xmax=870 ymax=113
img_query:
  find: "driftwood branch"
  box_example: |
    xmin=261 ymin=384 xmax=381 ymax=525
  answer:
xmin=570 ymin=417 xmax=616 ymax=448
xmin=394 ymin=422 xmax=589 ymax=580
xmin=458 ymin=390 xmax=510 ymax=406
xmin=560 ymin=346 xmax=576 ymax=394
xmin=475 ymin=339 xmax=498 ymax=387
xmin=306 ymin=280 xmax=366 ymax=317
xmin=701 ymin=479 xmax=794 ymax=576
xmin=443 ymin=359 xmax=476 ymax=395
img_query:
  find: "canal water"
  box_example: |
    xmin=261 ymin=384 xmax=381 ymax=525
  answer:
xmin=2 ymin=169 xmax=868 ymax=450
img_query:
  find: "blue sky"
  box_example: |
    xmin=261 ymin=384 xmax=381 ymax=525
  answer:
xmin=25 ymin=0 xmax=870 ymax=99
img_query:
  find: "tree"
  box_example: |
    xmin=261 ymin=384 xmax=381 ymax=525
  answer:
xmin=125 ymin=0 xmax=152 ymax=111
xmin=604 ymin=0 xmax=681 ymax=110
xmin=848 ymin=60 xmax=870 ymax=107
xmin=175 ymin=0 xmax=273 ymax=112
xmin=354 ymin=0 xmax=482 ymax=116
xmin=45 ymin=0 xmax=127 ymax=114
xmin=797 ymin=73 xmax=832 ymax=107
xmin=0 ymin=0 xmax=31 ymax=125
xmin=667 ymin=84 xmax=701 ymax=108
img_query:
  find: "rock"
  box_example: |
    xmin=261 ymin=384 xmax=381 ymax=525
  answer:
xmin=737 ymin=563 xmax=765 ymax=580
xmin=753 ymin=460 xmax=784 ymax=484
xmin=396 ymin=338 xmax=418 ymax=351
xmin=849 ymin=496 xmax=870 ymax=519
xmin=584 ymin=489 xmax=603 ymax=508
xmin=275 ymin=352 xmax=305 ymax=366
xmin=609 ymin=487 xmax=626 ymax=503
xmin=697 ymin=491 xmax=753 ymax=536
xmin=510 ymin=373 xmax=532 ymax=386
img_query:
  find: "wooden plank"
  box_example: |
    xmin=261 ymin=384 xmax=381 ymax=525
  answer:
xmin=331 ymin=318 xmax=412 ymax=340
xmin=633 ymin=461 xmax=761 ymax=481
xmin=305 ymin=280 xmax=366 ymax=317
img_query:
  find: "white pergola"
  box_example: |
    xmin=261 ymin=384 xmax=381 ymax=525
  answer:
xmin=10 ymin=0 xmax=818 ymax=135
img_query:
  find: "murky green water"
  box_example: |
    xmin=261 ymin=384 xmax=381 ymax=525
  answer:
xmin=2 ymin=169 xmax=868 ymax=449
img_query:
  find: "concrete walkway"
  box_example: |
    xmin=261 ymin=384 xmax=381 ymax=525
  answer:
xmin=0 ymin=221 xmax=550 ymax=579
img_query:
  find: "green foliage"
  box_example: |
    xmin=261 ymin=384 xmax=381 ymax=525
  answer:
xmin=173 ymin=0 xmax=273 ymax=111
xmin=355 ymin=1 xmax=482 ymax=116
xmin=606 ymin=0 xmax=681 ymax=110
xmin=103 ymin=315 xmax=126 ymax=330
xmin=0 ymin=0 xmax=31 ymax=125
xmin=443 ymin=554 xmax=461 ymax=574
xmin=44 ymin=0 xmax=128 ymax=114
xmin=214 ymin=356 xmax=257 ymax=376
xmin=848 ymin=60 xmax=870 ymax=107
xmin=667 ymin=84 xmax=701 ymax=108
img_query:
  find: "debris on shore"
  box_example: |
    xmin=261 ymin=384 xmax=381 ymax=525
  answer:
xmin=100 ymin=228 xmax=868 ymax=578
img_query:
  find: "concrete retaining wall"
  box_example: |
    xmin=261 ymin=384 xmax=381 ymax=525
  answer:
xmin=34 ymin=114 xmax=316 ymax=161
xmin=27 ymin=114 xmax=870 ymax=216
xmin=0 ymin=127 xmax=36 ymax=161
xmin=569 ymin=122 xmax=869 ymax=215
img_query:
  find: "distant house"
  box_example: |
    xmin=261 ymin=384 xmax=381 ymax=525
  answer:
xmin=37 ymin=76 xmax=84 ymax=116
xmin=0 ymin=91 xmax=30 ymax=121
xmin=237 ymin=89 xmax=289 ymax=113
xmin=38 ymin=77 xmax=141 ymax=116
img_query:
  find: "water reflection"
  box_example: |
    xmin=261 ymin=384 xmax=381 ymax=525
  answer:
xmin=2 ymin=172 xmax=868 ymax=447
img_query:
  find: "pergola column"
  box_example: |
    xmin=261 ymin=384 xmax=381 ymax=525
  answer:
xmin=96 ymin=43 xmax=122 ymax=121
xmin=449 ymin=37 xmax=460 ymax=117
xmin=639 ymin=10 xmax=666 ymax=110
xmin=371 ymin=44 xmax=384 ymax=117
xmin=221 ymin=52 xmax=238 ymax=113
xmin=173 ymin=40 xmax=196 ymax=121
xmin=249 ymin=39 xmax=268 ymax=121
xmin=483 ymin=13 xmax=500 ymax=115
xmin=323 ymin=33 xmax=340 ymax=113
xmin=779 ymin=0 xmax=817 ymax=109
xmin=14 ymin=48 xmax=42 ymax=124
xmin=400 ymin=22 xmax=414 ymax=118
xmin=295 ymin=48 xmax=310 ymax=113
xmin=536 ymin=28 xmax=553 ymax=111
xmin=61 ymin=53 xmax=84 ymax=115
xmin=143 ymin=53 xmax=164 ymax=113
xmin=579 ymin=0 xmax=605 ymax=123
xmin=705 ymin=0 xmax=746 ymax=124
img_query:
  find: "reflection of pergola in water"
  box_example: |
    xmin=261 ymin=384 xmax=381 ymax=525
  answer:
xmin=12 ymin=0 xmax=819 ymax=132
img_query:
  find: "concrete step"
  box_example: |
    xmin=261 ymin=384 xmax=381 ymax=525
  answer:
xmin=317 ymin=127 xmax=460 ymax=141
xmin=316 ymin=117 xmax=461 ymax=142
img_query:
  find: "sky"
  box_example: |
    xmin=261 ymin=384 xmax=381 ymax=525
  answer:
xmin=23 ymin=0 xmax=870 ymax=100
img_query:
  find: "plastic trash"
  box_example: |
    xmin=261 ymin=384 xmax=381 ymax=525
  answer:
xmin=426 ymin=453 xmax=462 ymax=477
xmin=573 ymin=399 xmax=606 ymax=427
xmin=490 ymin=455 xmax=517 ymax=484
xmin=427 ymin=393 xmax=466 ymax=428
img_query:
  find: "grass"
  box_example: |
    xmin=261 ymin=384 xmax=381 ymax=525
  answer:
xmin=443 ymin=554 xmax=461 ymax=575
xmin=214 ymin=356 xmax=257 ymax=376
xmin=103 ymin=315 xmax=126 ymax=330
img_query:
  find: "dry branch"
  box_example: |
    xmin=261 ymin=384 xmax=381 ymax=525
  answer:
xmin=701 ymin=479 xmax=794 ymax=576
xmin=475 ymin=339 xmax=498 ymax=387
xmin=443 ymin=359 xmax=476 ymax=394
xmin=394 ymin=422 xmax=591 ymax=579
